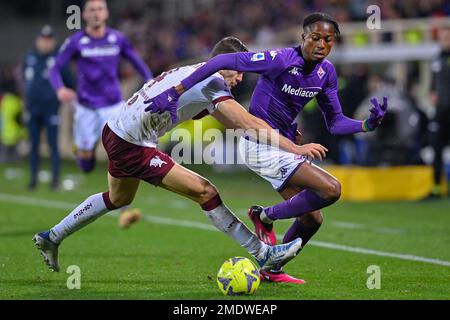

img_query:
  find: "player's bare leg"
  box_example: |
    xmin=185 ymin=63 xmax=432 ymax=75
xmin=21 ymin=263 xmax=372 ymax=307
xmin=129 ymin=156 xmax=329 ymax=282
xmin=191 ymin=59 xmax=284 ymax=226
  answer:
xmin=259 ymin=162 xmax=340 ymax=223
xmin=33 ymin=174 xmax=140 ymax=272
xmin=160 ymin=163 xmax=302 ymax=271
xmin=106 ymin=174 xmax=141 ymax=208
xmin=76 ymin=149 xmax=141 ymax=228
xmin=249 ymin=162 xmax=336 ymax=241
xmin=107 ymin=172 xmax=143 ymax=229
xmin=249 ymin=162 xmax=338 ymax=282
xmin=106 ymin=173 xmax=143 ymax=229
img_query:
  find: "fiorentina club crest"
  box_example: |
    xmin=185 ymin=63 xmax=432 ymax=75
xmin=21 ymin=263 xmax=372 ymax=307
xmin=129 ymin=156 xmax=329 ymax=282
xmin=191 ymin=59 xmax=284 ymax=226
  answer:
xmin=317 ymin=66 xmax=326 ymax=79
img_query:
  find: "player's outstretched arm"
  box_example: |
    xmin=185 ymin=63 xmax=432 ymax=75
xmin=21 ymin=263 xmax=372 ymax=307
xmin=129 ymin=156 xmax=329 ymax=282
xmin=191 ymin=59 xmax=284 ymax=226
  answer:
xmin=144 ymin=50 xmax=287 ymax=115
xmin=362 ymin=96 xmax=388 ymax=131
xmin=121 ymin=37 xmax=153 ymax=81
xmin=319 ymin=64 xmax=388 ymax=134
xmin=212 ymin=99 xmax=328 ymax=161
xmin=321 ymin=96 xmax=388 ymax=135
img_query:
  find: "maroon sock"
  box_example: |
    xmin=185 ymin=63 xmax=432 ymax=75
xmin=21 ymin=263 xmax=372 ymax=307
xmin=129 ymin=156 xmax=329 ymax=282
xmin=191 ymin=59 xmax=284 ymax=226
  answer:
xmin=102 ymin=191 xmax=118 ymax=210
xmin=201 ymin=194 xmax=223 ymax=211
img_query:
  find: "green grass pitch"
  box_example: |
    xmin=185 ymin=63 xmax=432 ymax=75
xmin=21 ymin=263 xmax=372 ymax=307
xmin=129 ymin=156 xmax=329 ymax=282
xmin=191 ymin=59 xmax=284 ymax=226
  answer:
xmin=0 ymin=160 xmax=449 ymax=300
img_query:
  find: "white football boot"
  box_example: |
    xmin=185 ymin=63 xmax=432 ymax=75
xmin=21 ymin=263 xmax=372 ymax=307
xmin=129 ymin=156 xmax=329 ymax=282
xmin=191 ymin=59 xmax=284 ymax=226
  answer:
xmin=32 ymin=231 xmax=60 ymax=272
xmin=256 ymin=238 xmax=303 ymax=271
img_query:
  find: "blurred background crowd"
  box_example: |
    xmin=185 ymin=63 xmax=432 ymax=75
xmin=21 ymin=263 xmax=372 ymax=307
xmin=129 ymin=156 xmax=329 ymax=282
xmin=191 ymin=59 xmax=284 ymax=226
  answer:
xmin=118 ymin=0 xmax=450 ymax=72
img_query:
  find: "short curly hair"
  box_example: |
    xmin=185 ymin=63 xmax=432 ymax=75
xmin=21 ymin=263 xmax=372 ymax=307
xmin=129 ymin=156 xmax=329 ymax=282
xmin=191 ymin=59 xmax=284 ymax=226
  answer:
xmin=303 ymin=12 xmax=340 ymax=36
xmin=211 ymin=37 xmax=249 ymax=57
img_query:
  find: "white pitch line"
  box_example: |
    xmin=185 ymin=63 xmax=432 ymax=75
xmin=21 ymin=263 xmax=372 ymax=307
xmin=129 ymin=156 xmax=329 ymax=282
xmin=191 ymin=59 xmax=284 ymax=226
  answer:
xmin=331 ymin=221 xmax=405 ymax=235
xmin=0 ymin=192 xmax=449 ymax=268
xmin=305 ymin=240 xmax=450 ymax=266
xmin=0 ymin=193 xmax=75 ymax=210
xmin=373 ymin=227 xmax=405 ymax=235
xmin=331 ymin=221 xmax=365 ymax=229
xmin=141 ymin=215 xmax=450 ymax=267
xmin=144 ymin=215 xmax=216 ymax=232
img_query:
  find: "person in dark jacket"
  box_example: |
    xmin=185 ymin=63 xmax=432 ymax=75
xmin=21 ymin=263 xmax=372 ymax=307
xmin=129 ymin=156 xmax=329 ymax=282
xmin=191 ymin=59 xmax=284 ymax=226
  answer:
xmin=429 ymin=26 xmax=450 ymax=198
xmin=23 ymin=25 xmax=73 ymax=190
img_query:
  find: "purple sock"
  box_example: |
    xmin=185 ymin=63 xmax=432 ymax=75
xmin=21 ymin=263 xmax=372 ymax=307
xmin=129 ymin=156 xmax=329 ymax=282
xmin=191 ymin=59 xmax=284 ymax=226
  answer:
xmin=77 ymin=157 xmax=96 ymax=173
xmin=264 ymin=190 xmax=330 ymax=220
xmin=269 ymin=219 xmax=321 ymax=272
xmin=282 ymin=219 xmax=320 ymax=245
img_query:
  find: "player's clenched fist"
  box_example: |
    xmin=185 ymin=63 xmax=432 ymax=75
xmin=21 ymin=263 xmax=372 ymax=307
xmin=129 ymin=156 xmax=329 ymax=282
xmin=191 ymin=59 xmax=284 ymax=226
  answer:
xmin=144 ymin=87 xmax=180 ymax=124
xmin=295 ymin=143 xmax=328 ymax=161
xmin=294 ymin=130 xmax=303 ymax=145
xmin=363 ymin=96 xmax=388 ymax=131
xmin=57 ymin=87 xmax=76 ymax=105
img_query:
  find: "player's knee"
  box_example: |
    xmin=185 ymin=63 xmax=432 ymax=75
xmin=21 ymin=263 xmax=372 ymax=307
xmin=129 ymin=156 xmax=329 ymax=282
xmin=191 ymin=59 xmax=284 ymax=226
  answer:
xmin=109 ymin=193 xmax=134 ymax=208
xmin=323 ymin=178 xmax=341 ymax=203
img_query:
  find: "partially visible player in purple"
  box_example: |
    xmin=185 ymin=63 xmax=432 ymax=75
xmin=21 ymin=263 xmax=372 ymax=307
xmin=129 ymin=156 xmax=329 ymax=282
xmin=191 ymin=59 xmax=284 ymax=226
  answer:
xmin=145 ymin=12 xmax=388 ymax=283
xmin=50 ymin=0 xmax=152 ymax=172
xmin=49 ymin=0 xmax=152 ymax=228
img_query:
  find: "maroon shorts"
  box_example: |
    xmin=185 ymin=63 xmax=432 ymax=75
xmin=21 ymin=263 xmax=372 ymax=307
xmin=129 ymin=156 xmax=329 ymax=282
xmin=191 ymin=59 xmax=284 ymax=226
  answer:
xmin=102 ymin=124 xmax=175 ymax=186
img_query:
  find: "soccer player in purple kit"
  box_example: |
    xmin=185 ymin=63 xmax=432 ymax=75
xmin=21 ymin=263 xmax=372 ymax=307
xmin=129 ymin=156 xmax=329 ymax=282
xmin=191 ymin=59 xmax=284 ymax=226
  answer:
xmin=49 ymin=0 xmax=153 ymax=228
xmin=145 ymin=12 xmax=388 ymax=284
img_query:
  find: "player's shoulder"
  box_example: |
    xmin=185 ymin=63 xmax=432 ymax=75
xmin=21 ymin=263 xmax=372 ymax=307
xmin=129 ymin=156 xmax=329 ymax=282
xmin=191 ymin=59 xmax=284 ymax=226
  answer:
xmin=320 ymin=58 xmax=335 ymax=69
xmin=278 ymin=46 xmax=298 ymax=56
xmin=320 ymin=59 xmax=337 ymax=75
xmin=184 ymin=62 xmax=226 ymax=87
xmin=66 ymin=30 xmax=86 ymax=43
xmin=59 ymin=31 xmax=84 ymax=51
xmin=208 ymin=72 xmax=229 ymax=89
xmin=195 ymin=72 xmax=229 ymax=93
xmin=262 ymin=47 xmax=295 ymax=61
xmin=106 ymin=27 xmax=123 ymax=35
xmin=264 ymin=47 xmax=302 ymax=71
xmin=168 ymin=62 xmax=206 ymax=81
xmin=316 ymin=59 xmax=338 ymax=88
xmin=185 ymin=62 xmax=206 ymax=72
xmin=247 ymin=47 xmax=290 ymax=61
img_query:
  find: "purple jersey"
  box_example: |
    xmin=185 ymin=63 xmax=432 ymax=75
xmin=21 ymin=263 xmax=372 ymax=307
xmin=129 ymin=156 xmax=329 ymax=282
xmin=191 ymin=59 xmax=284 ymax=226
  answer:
xmin=49 ymin=28 xmax=152 ymax=108
xmin=181 ymin=47 xmax=364 ymax=141
xmin=247 ymin=48 xmax=332 ymax=141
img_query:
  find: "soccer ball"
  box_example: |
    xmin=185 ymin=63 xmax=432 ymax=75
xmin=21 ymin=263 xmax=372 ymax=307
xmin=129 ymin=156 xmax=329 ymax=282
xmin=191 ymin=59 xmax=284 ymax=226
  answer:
xmin=216 ymin=256 xmax=260 ymax=296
